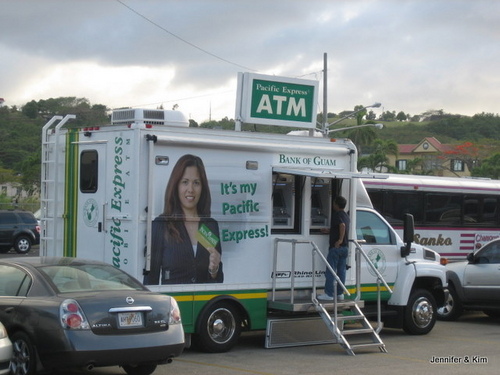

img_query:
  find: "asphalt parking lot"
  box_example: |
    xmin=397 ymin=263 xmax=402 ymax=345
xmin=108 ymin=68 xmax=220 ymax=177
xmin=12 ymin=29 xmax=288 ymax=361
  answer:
xmin=55 ymin=311 xmax=498 ymax=375
xmin=3 ymin=247 xmax=498 ymax=375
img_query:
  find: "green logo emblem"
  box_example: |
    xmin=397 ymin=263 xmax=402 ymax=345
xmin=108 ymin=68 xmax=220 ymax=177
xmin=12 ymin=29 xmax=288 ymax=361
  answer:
xmin=367 ymin=248 xmax=387 ymax=277
xmin=83 ymin=199 xmax=99 ymax=227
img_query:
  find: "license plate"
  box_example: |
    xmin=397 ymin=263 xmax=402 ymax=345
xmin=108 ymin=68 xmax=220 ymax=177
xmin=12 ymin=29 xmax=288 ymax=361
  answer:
xmin=118 ymin=312 xmax=143 ymax=328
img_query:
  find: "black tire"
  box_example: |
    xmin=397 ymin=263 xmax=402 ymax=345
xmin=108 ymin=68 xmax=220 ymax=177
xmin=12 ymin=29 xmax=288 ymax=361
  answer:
xmin=195 ymin=301 xmax=242 ymax=353
xmin=122 ymin=363 xmax=157 ymax=375
xmin=14 ymin=235 xmax=32 ymax=254
xmin=403 ymin=289 xmax=437 ymax=335
xmin=10 ymin=331 xmax=37 ymax=375
xmin=437 ymin=284 xmax=463 ymax=321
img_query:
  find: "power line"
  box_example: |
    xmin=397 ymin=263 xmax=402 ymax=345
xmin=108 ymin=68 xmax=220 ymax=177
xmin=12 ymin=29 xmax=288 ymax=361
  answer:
xmin=115 ymin=0 xmax=258 ymax=72
xmin=117 ymin=89 xmax=234 ymax=110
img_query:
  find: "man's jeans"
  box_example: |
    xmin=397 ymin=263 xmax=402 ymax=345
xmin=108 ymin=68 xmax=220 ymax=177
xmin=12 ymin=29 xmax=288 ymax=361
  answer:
xmin=324 ymin=246 xmax=348 ymax=297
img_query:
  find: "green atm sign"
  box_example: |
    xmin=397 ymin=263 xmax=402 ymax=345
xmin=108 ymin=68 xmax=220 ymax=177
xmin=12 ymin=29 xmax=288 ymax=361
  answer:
xmin=237 ymin=73 xmax=318 ymax=129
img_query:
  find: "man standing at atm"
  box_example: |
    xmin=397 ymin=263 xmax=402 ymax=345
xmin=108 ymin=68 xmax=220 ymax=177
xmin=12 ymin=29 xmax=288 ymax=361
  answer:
xmin=318 ymin=195 xmax=350 ymax=301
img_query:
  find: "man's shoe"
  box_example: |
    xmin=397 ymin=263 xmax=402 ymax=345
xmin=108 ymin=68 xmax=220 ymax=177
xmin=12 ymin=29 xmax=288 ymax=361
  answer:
xmin=337 ymin=294 xmax=345 ymax=301
xmin=317 ymin=293 xmax=334 ymax=301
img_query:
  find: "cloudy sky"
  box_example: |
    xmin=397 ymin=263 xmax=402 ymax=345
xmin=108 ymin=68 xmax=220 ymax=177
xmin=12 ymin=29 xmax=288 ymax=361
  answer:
xmin=1 ymin=0 xmax=499 ymax=123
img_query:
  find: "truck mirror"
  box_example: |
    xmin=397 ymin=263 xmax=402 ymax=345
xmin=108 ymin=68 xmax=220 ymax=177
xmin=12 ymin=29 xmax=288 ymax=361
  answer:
xmin=401 ymin=214 xmax=414 ymax=257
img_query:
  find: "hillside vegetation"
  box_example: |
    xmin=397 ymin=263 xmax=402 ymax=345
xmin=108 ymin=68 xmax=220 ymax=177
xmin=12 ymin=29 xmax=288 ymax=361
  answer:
xmin=1 ymin=97 xmax=500 ymax=199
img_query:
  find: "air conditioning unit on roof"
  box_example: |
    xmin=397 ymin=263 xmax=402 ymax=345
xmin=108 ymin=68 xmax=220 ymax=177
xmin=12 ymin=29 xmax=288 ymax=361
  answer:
xmin=111 ymin=108 xmax=189 ymax=127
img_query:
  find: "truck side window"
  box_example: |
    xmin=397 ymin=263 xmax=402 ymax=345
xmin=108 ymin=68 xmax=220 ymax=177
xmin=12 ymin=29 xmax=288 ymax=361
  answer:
xmin=80 ymin=150 xmax=98 ymax=193
xmin=356 ymin=210 xmax=394 ymax=245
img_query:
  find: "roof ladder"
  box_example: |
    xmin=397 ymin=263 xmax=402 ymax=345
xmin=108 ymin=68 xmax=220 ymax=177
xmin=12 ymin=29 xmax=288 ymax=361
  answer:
xmin=40 ymin=114 xmax=76 ymax=255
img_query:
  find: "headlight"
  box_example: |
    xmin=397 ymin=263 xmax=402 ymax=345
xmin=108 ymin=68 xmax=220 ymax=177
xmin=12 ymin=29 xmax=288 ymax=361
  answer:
xmin=424 ymin=248 xmax=437 ymax=261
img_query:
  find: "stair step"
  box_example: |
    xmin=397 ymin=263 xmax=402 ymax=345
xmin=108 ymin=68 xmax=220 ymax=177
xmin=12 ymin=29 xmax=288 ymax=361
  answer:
xmin=348 ymin=342 xmax=387 ymax=351
xmin=341 ymin=328 xmax=375 ymax=335
xmin=336 ymin=314 xmax=364 ymax=321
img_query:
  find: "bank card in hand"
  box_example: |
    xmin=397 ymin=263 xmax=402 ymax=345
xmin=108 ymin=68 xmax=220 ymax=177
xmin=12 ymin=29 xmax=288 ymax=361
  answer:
xmin=197 ymin=224 xmax=219 ymax=249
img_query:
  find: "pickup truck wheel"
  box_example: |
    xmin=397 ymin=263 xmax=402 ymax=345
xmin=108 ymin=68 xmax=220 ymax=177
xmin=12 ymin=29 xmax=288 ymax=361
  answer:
xmin=437 ymin=284 xmax=463 ymax=321
xmin=403 ymin=289 xmax=437 ymax=335
xmin=195 ymin=301 xmax=241 ymax=353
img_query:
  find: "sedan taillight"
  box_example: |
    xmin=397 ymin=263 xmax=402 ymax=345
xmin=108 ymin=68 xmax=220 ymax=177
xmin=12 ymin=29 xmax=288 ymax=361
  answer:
xmin=169 ymin=298 xmax=182 ymax=325
xmin=60 ymin=299 xmax=90 ymax=329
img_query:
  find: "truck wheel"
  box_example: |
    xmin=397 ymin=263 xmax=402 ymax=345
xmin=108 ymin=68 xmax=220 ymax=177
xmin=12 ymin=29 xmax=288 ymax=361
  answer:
xmin=14 ymin=235 xmax=32 ymax=254
xmin=437 ymin=285 xmax=463 ymax=321
xmin=195 ymin=301 xmax=241 ymax=353
xmin=403 ymin=289 xmax=437 ymax=335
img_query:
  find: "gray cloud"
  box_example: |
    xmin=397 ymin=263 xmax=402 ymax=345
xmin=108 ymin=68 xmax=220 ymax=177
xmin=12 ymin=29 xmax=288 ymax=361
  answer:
xmin=1 ymin=0 xmax=499 ymax=120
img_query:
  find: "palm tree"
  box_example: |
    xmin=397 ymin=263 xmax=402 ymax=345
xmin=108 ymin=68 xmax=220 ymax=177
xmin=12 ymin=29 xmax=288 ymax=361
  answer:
xmin=346 ymin=127 xmax=379 ymax=155
xmin=358 ymin=139 xmax=399 ymax=172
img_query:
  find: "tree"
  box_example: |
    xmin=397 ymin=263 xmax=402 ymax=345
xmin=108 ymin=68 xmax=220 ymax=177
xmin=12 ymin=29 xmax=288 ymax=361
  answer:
xmin=346 ymin=127 xmax=378 ymax=156
xmin=357 ymin=139 xmax=399 ymax=172
xmin=442 ymin=141 xmax=484 ymax=173
xmin=18 ymin=153 xmax=41 ymax=196
xmin=366 ymin=110 xmax=377 ymax=121
xmin=379 ymin=111 xmax=396 ymax=121
xmin=471 ymin=153 xmax=500 ymax=179
xmin=189 ymin=119 xmax=199 ymax=127
xmin=0 ymin=166 xmax=19 ymax=184
xmin=21 ymin=100 xmax=39 ymax=119
xmin=396 ymin=111 xmax=407 ymax=122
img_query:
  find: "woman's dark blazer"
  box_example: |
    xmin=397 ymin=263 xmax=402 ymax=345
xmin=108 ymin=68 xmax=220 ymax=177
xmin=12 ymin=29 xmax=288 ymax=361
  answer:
xmin=144 ymin=215 xmax=223 ymax=285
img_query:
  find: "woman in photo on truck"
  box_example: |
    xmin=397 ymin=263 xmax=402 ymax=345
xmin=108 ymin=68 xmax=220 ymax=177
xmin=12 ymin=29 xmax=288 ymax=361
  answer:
xmin=144 ymin=154 xmax=223 ymax=285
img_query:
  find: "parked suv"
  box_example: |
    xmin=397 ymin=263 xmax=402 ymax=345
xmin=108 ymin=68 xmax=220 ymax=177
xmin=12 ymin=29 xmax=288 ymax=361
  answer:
xmin=437 ymin=238 xmax=500 ymax=321
xmin=0 ymin=210 xmax=40 ymax=254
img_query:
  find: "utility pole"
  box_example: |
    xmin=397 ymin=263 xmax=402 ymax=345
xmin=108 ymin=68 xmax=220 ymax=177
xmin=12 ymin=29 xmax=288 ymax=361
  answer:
xmin=323 ymin=52 xmax=328 ymax=135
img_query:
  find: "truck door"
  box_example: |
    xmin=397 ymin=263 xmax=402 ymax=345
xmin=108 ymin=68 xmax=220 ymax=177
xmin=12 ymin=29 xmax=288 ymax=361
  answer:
xmin=355 ymin=209 xmax=399 ymax=296
xmin=463 ymin=240 xmax=500 ymax=302
xmin=75 ymin=144 xmax=107 ymax=261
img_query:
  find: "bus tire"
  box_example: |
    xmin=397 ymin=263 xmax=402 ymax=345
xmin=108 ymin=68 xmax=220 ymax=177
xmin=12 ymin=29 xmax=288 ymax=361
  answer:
xmin=437 ymin=284 xmax=463 ymax=321
xmin=403 ymin=289 xmax=437 ymax=335
xmin=195 ymin=301 xmax=241 ymax=353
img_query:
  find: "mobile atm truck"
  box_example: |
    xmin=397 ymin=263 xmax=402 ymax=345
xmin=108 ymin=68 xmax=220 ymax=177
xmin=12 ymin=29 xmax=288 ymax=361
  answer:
xmin=40 ymin=74 xmax=446 ymax=355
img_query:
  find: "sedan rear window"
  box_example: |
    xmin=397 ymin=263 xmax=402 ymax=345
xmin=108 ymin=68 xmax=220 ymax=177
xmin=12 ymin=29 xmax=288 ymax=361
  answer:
xmin=40 ymin=264 xmax=145 ymax=293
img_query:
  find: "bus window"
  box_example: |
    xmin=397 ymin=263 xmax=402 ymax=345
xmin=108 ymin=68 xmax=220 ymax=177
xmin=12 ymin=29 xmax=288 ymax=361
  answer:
xmin=463 ymin=197 xmax=479 ymax=223
xmin=464 ymin=195 xmax=499 ymax=225
xmin=426 ymin=193 xmax=462 ymax=225
xmin=371 ymin=191 xmax=423 ymax=226
xmin=482 ymin=198 xmax=499 ymax=225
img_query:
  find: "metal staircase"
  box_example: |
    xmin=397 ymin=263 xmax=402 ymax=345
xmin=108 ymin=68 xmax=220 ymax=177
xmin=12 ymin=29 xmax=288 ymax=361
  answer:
xmin=313 ymin=297 xmax=386 ymax=355
xmin=267 ymin=238 xmax=392 ymax=355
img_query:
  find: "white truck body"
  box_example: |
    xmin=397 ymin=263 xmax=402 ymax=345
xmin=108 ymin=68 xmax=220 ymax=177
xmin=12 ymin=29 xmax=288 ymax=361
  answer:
xmin=41 ymin=109 xmax=447 ymax=353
